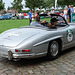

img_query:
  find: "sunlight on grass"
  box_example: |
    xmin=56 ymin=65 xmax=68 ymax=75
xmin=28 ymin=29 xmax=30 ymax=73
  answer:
xmin=0 ymin=18 xmax=50 ymax=33
xmin=0 ymin=18 xmax=68 ymax=33
xmin=0 ymin=19 xmax=29 ymax=33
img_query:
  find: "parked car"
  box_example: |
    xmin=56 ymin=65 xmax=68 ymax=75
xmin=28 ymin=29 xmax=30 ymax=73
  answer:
xmin=11 ymin=15 xmax=17 ymax=20
xmin=54 ymin=11 xmax=60 ymax=15
xmin=24 ymin=15 xmax=29 ymax=19
xmin=3 ymin=14 xmax=12 ymax=20
xmin=0 ymin=15 xmax=4 ymax=20
xmin=40 ymin=16 xmax=45 ymax=19
xmin=0 ymin=14 xmax=75 ymax=61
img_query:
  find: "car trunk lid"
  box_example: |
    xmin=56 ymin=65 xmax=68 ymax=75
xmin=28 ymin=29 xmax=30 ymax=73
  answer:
xmin=0 ymin=28 xmax=42 ymax=47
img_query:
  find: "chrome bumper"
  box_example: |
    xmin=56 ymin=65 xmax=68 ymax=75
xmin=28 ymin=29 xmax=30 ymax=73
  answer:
xmin=8 ymin=50 xmax=35 ymax=60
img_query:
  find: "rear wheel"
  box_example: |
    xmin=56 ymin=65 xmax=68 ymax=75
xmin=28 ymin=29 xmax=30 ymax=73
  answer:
xmin=47 ymin=40 xmax=60 ymax=60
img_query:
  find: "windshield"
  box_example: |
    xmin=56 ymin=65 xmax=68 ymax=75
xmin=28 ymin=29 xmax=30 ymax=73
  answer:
xmin=19 ymin=26 xmax=57 ymax=31
xmin=51 ymin=14 xmax=68 ymax=26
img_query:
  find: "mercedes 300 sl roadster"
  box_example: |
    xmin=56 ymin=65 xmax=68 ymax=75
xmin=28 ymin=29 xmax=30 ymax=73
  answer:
xmin=0 ymin=14 xmax=75 ymax=61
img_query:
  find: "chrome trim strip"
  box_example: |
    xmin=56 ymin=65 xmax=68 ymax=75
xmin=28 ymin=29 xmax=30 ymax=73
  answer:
xmin=35 ymin=52 xmax=47 ymax=56
xmin=63 ymin=41 xmax=75 ymax=47
xmin=34 ymin=35 xmax=63 ymax=47
xmin=13 ymin=53 xmax=35 ymax=58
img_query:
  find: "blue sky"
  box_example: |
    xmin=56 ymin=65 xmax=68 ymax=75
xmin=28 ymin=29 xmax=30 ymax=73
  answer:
xmin=3 ymin=0 xmax=29 ymax=10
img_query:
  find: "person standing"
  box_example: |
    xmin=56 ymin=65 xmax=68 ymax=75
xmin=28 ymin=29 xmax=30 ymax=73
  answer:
xmin=64 ymin=7 xmax=68 ymax=20
xmin=73 ymin=7 xmax=75 ymax=13
xmin=34 ymin=11 xmax=38 ymax=17
xmin=67 ymin=5 xmax=73 ymax=23
xmin=32 ymin=12 xmax=34 ymax=20
xmin=71 ymin=5 xmax=74 ymax=13
xmin=28 ymin=10 xmax=32 ymax=25
xmin=50 ymin=7 xmax=55 ymax=14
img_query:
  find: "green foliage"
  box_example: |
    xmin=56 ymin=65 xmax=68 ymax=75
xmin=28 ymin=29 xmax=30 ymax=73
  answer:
xmin=11 ymin=0 xmax=23 ymax=12
xmin=0 ymin=0 xmax=75 ymax=11
xmin=0 ymin=0 xmax=4 ymax=11
xmin=25 ymin=0 xmax=75 ymax=10
xmin=43 ymin=0 xmax=55 ymax=9
xmin=58 ymin=0 xmax=75 ymax=7
xmin=25 ymin=0 xmax=45 ymax=10
xmin=22 ymin=10 xmax=29 ymax=13
xmin=7 ymin=6 xmax=12 ymax=10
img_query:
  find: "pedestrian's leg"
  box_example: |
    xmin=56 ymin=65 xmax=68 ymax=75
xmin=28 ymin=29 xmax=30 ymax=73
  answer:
xmin=70 ymin=16 xmax=71 ymax=23
xmin=68 ymin=16 xmax=70 ymax=23
xmin=30 ymin=19 xmax=32 ymax=23
xmin=29 ymin=18 xmax=30 ymax=25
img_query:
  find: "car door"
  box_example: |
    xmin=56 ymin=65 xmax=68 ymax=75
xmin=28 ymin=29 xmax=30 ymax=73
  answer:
xmin=51 ymin=14 xmax=75 ymax=50
xmin=62 ymin=24 xmax=75 ymax=50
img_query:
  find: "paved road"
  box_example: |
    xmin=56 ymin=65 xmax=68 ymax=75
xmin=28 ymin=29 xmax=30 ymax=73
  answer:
xmin=0 ymin=48 xmax=75 ymax=75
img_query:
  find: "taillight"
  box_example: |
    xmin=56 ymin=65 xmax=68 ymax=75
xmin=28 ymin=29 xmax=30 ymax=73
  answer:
xmin=15 ymin=49 xmax=30 ymax=52
xmin=22 ymin=50 xmax=25 ymax=52
xmin=15 ymin=49 xmax=18 ymax=52
xmin=24 ymin=50 xmax=30 ymax=52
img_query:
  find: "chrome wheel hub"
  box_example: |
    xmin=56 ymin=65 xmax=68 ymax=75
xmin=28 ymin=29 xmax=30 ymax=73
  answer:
xmin=50 ymin=41 xmax=59 ymax=56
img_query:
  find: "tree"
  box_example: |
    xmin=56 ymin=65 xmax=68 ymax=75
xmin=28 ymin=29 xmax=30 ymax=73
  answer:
xmin=7 ymin=6 xmax=12 ymax=10
xmin=11 ymin=0 xmax=23 ymax=12
xmin=25 ymin=0 xmax=75 ymax=10
xmin=44 ymin=0 xmax=75 ymax=10
xmin=25 ymin=0 xmax=45 ymax=10
xmin=43 ymin=0 xmax=55 ymax=10
xmin=0 ymin=0 xmax=5 ymax=11
xmin=58 ymin=0 xmax=75 ymax=7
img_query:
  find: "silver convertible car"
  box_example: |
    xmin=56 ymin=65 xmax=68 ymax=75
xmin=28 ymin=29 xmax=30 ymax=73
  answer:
xmin=0 ymin=14 xmax=75 ymax=61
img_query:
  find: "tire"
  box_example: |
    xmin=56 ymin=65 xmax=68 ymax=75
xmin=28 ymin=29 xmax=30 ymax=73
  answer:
xmin=47 ymin=40 xmax=60 ymax=60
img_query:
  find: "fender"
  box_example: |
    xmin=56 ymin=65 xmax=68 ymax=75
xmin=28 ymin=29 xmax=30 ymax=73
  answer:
xmin=33 ymin=35 xmax=63 ymax=47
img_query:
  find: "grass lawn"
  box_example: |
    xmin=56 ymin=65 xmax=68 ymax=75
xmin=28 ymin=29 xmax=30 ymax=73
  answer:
xmin=0 ymin=18 xmax=68 ymax=33
xmin=0 ymin=18 xmax=50 ymax=33
xmin=0 ymin=19 xmax=29 ymax=33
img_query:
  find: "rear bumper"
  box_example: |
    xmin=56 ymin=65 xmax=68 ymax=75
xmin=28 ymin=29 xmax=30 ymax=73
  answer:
xmin=8 ymin=50 xmax=35 ymax=60
xmin=0 ymin=50 xmax=35 ymax=60
xmin=0 ymin=50 xmax=47 ymax=60
xmin=13 ymin=53 xmax=35 ymax=59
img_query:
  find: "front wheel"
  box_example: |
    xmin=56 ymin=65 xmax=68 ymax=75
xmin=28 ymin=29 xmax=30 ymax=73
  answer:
xmin=47 ymin=40 xmax=60 ymax=60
